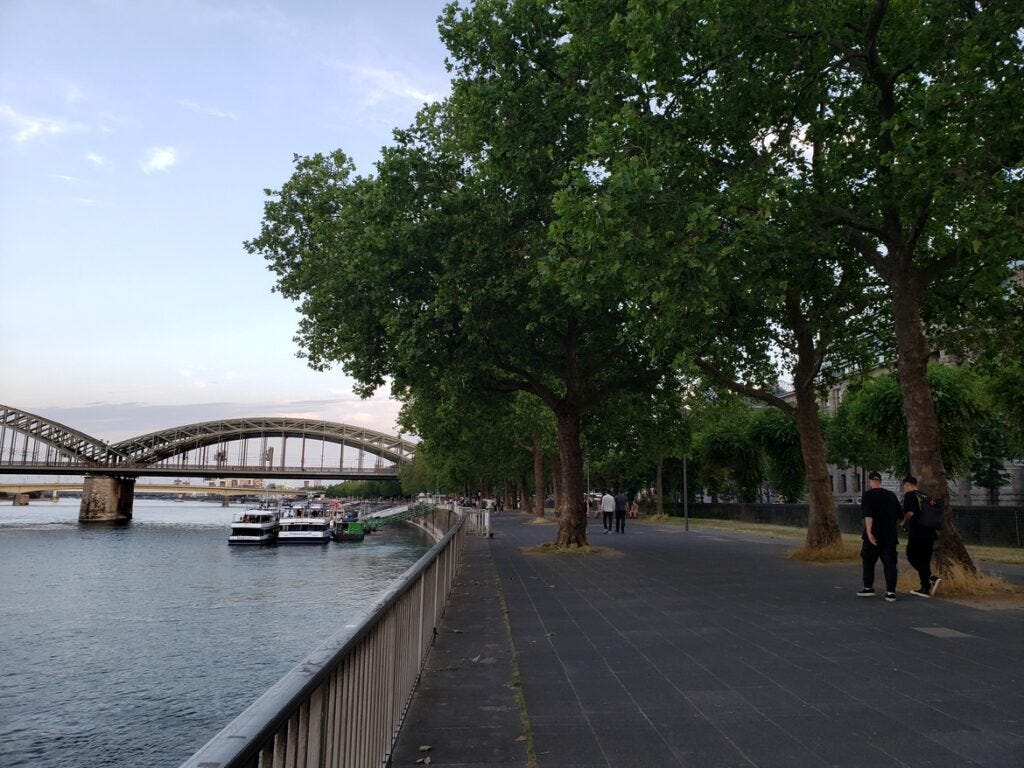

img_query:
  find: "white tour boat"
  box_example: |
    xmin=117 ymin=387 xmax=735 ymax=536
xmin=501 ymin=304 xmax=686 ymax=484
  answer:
xmin=228 ymin=505 xmax=280 ymax=545
xmin=277 ymin=501 xmax=332 ymax=544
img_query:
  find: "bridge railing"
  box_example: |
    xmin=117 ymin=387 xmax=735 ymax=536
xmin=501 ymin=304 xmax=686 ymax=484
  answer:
xmin=0 ymin=460 xmax=399 ymax=479
xmin=180 ymin=506 xmax=466 ymax=768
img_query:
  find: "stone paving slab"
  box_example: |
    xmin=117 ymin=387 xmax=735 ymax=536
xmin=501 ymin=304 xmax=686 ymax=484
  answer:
xmin=390 ymin=533 xmax=528 ymax=767
xmin=393 ymin=514 xmax=1024 ymax=767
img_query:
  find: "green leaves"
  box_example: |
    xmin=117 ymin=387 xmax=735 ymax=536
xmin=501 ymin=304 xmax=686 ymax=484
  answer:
xmin=830 ymin=363 xmax=1012 ymax=483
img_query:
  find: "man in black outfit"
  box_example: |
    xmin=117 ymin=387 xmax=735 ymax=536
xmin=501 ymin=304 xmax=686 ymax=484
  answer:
xmin=902 ymin=476 xmax=942 ymax=597
xmin=858 ymin=471 xmax=902 ymax=602
xmin=613 ymin=490 xmax=628 ymax=533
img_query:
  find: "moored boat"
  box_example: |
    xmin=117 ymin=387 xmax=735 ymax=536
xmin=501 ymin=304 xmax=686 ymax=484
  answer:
xmin=228 ymin=506 xmax=280 ymax=545
xmin=277 ymin=500 xmax=332 ymax=544
xmin=331 ymin=513 xmax=365 ymax=542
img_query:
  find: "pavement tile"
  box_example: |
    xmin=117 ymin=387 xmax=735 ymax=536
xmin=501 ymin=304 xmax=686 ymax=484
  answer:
xmin=392 ymin=514 xmax=1024 ymax=768
xmin=532 ymin=723 xmax=606 ymax=767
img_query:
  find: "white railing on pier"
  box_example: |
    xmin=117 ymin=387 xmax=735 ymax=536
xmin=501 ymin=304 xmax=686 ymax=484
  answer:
xmin=180 ymin=507 xmax=466 ymax=768
xmin=461 ymin=506 xmax=491 ymax=537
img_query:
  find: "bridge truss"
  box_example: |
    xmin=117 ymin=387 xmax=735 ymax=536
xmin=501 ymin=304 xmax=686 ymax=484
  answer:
xmin=0 ymin=405 xmax=415 ymax=480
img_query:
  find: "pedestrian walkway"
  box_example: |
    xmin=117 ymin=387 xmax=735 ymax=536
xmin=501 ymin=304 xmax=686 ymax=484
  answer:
xmin=392 ymin=513 xmax=1024 ymax=767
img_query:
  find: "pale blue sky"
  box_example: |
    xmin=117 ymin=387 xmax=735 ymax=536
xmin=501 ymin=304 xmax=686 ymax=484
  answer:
xmin=0 ymin=0 xmax=452 ymax=441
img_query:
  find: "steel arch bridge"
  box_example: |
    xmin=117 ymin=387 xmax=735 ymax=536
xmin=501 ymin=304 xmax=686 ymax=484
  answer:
xmin=0 ymin=404 xmax=415 ymax=480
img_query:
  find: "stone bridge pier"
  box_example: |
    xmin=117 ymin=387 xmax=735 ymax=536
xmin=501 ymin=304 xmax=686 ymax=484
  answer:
xmin=80 ymin=475 xmax=136 ymax=522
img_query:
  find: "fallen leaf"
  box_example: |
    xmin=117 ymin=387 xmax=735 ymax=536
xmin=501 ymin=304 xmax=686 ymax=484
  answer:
xmin=419 ymin=745 xmax=432 ymax=752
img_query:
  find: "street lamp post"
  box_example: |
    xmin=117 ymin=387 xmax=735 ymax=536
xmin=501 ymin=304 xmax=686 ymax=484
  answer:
xmin=683 ymin=454 xmax=689 ymax=531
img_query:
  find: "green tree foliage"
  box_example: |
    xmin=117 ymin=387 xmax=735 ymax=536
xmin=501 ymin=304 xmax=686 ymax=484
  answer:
xmin=584 ymin=378 xmax=691 ymax=508
xmin=245 ymin=2 xmax=673 ymax=546
xmin=398 ymin=386 xmax=542 ymax=500
xmin=398 ymin=452 xmax=441 ymax=497
xmin=565 ymin=0 xmax=1022 ymax=569
xmin=556 ymin=0 xmax=897 ymax=550
xmin=974 ymin=276 xmax=1024 ymax=459
xmin=749 ymin=408 xmax=806 ymax=503
xmin=831 ymin=365 xmax=1011 ymax=495
xmin=326 ymin=480 xmax=402 ymax=499
xmin=690 ymin=398 xmax=763 ymax=503
xmin=984 ymin=359 xmax=1024 ymax=459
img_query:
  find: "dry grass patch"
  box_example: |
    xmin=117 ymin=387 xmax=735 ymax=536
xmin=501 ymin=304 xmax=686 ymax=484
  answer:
xmin=970 ymin=545 xmax=1024 ymax=567
xmin=899 ymin=562 xmax=1024 ymax=603
xmin=787 ymin=540 xmax=861 ymax=563
xmin=526 ymin=516 xmax=554 ymax=525
xmin=520 ymin=542 xmax=617 ymax=557
xmin=643 ymin=513 xmax=674 ymax=523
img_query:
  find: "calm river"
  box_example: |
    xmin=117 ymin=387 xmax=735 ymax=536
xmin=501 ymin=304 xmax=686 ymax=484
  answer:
xmin=0 ymin=497 xmax=433 ymax=768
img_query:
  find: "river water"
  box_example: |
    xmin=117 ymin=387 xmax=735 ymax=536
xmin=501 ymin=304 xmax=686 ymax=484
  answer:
xmin=0 ymin=498 xmax=433 ymax=768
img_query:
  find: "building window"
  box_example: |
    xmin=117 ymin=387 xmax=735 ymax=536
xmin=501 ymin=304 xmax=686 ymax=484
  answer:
xmin=839 ymin=474 xmax=848 ymax=493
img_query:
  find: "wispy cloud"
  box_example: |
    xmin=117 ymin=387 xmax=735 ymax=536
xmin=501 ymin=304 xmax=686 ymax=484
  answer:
xmin=140 ymin=146 xmax=179 ymax=174
xmin=0 ymin=104 xmax=81 ymax=143
xmin=176 ymin=98 xmax=238 ymax=120
xmin=85 ymin=152 xmax=106 ymax=166
xmin=325 ymin=60 xmax=443 ymax=106
xmin=51 ymin=173 xmax=80 ymax=183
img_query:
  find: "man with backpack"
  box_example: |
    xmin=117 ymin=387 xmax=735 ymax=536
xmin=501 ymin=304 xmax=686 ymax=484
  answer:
xmin=902 ymin=476 xmax=942 ymax=597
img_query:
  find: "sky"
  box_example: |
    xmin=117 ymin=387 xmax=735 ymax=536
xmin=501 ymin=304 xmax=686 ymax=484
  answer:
xmin=0 ymin=0 xmax=454 ymax=442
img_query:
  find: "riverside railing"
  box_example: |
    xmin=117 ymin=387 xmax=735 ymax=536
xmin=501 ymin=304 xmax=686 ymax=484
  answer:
xmin=180 ymin=506 xmax=465 ymax=768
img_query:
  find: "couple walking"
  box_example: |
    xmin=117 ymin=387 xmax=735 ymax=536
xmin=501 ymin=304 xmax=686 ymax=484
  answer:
xmin=859 ymin=472 xmax=941 ymax=602
xmin=599 ymin=490 xmax=628 ymax=534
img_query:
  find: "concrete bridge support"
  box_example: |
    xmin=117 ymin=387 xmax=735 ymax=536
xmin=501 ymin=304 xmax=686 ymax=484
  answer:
xmin=80 ymin=475 xmax=135 ymax=522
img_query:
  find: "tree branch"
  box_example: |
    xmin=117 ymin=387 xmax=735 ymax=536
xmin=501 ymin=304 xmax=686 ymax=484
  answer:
xmin=693 ymin=358 xmax=795 ymax=417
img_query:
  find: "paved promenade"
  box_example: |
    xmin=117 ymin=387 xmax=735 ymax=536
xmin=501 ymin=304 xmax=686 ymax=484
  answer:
xmin=392 ymin=513 xmax=1024 ymax=767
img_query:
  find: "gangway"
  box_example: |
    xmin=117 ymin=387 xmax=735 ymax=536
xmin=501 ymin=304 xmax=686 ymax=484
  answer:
xmin=362 ymin=502 xmax=434 ymax=529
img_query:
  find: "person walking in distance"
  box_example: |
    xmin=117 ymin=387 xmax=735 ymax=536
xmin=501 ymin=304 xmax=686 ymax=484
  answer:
xmin=613 ymin=490 xmax=628 ymax=534
xmin=600 ymin=490 xmax=615 ymax=534
xmin=902 ymin=476 xmax=942 ymax=597
xmin=858 ymin=471 xmax=902 ymax=602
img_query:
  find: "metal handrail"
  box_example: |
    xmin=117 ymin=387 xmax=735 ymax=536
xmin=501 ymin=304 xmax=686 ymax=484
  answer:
xmin=180 ymin=507 xmax=466 ymax=768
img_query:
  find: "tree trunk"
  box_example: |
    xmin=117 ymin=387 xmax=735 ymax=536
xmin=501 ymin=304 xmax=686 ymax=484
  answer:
xmin=518 ymin=474 xmax=528 ymax=512
xmin=890 ymin=275 xmax=977 ymax=573
xmin=551 ymin=452 xmax=563 ymax=515
xmin=553 ymin=408 xmax=588 ymax=546
xmin=532 ymin=434 xmax=545 ymax=518
xmin=793 ymin=385 xmax=843 ymax=550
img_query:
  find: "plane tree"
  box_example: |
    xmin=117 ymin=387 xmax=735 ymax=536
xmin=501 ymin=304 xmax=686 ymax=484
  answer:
xmin=560 ymin=0 xmax=1022 ymax=568
xmin=245 ymin=1 xmax=672 ymax=547
xmin=553 ymin=0 xmax=891 ymax=552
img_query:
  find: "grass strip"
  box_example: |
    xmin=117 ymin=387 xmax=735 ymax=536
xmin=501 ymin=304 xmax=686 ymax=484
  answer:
xmin=641 ymin=516 xmax=1024 ymax=566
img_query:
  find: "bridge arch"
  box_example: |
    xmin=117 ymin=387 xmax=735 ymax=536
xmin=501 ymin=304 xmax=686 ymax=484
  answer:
xmin=0 ymin=404 xmax=126 ymax=465
xmin=0 ymin=405 xmax=416 ymax=476
xmin=110 ymin=417 xmax=417 ymax=469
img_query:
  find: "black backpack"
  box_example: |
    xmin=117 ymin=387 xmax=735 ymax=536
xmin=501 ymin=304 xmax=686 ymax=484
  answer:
xmin=914 ymin=491 xmax=944 ymax=529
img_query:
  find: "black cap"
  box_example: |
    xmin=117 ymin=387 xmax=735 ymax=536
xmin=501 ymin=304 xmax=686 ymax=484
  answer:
xmin=868 ymin=471 xmax=882 ymax=481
